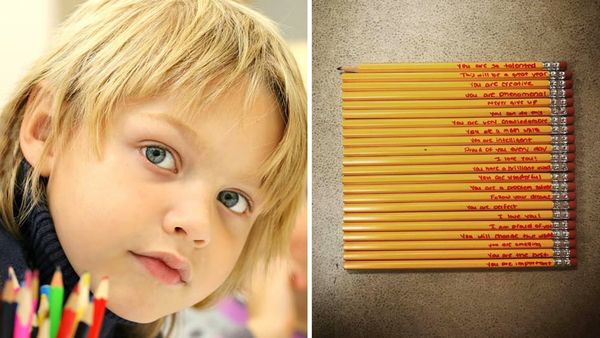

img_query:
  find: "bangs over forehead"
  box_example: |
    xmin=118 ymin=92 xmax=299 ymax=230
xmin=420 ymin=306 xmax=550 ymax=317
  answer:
xmin=39 ymin=0 xmax=306 ymax=213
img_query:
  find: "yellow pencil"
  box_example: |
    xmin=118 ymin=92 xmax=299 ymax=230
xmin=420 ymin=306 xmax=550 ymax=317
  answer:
xmin=344 ymin=144 xmax=574 ymax=156
xmin=344 ymin=191 xmax=574 ymax=203
xmin=344 ymin=200 xmax=575 ymax=213
xmin=343 ymin=239 xmax=574 ymax=251
xmin=342 ymin=116 xmax=574 ymax=129
xmin=342 ymin=107 xmax=574 ymax=119
xmin=343 ymin=230 xmax=575 ymax=241
xmin=343 ymin=248 xmax=575 ymax=260
xmin=343 ymin=125 xmax=573 ymax=138
xmin=339 ymin=61 xmax=567 ymax=73
xmin=342 ymin=220 xmax=575 ymax=232
xmin=343 ymin=181 xmax=575 ymax=194
xmin=343 ymin=135 xmax=574 ymax=147
xmin=342 ymin=172 xmax=574 ymax=184
xmin=343 ymin=210 xmax=575 ymax=222
xmin=342 ymin=89 xmax=572 ymax=101
xmin=343 ymin=153 xmax=574 ymax=166
xmin=342 ymin=79 xmax=572 ymax=91
xmin=343 ymin=162 xmax=575 ymax=175
xmin=343 ymin=258 xmax=576 ymax=270
xmin=341 ymin=70 xmax=572 ymax=82
xmin=343 ymin=98 xmax=572 ymax=110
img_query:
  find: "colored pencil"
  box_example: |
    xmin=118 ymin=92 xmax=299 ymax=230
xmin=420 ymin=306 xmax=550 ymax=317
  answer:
xmin=49 ymin=268 xmax=64 ymax=338
xmin=343 ymin=181 xmax=574 ymax=194
xmin=344 ymin=248 xmax=575 ymax=260
xmin=344 ymin=191 xmax=574 ymax=203
xmin=343 ymin=97 xmax=572 ymax=110
xmin=342 ymin=172 xmax=574 ymax=184
xmin=12 ymin=282 xmax=31 ymax=338
xmin=88 ymin=277 xmax=109 ymax=338
xmin=339 ymin=61 xmax=567 ymax=73
xmin=38 ymin=318 xmax=50 ymax=338
xmin=342 ymin=106 xmax=574 ymax=119
xmin=342 ymin=79 xmax=572 ymax=91
xmin=341 ymin=70 xmax=572 ymax=82
xmin=30 ymin=314 xmax=38 ymax=338
xmin=343 ymin=153 xmax=574 ymax=166
xmin=343 ymin=210 xmax=575 ymax=222
xmin=37 ymin=294 xmax=49 ymax=333
xmin=73 ymin=299 xmax=93 ymax=338
xmin=7 ymin=267 xmax=19 ymax=291
xmin=343 ymin=144 xmax=574 ymax=157
xmin=343 ymin=125 xmax=573 ymax=138
xmin=344 ymin=258 xmax=576 ymax=269
xmin=343 ymin=134 xmax=574 ymax=147
xmin=342 ymin=220 xmax=575 ymax=232
xmin=343 ymin=239 xmax=574 ymax=251
xmin=343 ymin=229 xmax=574 ymax=241
xmin=342 ymin=88 xmax=572 ymax=101
xmin=343 ymin=162 xmax=574 ymax=175
xmin=1 ymin=278 xmax=17 ymax=338
xmin=56 ymin=287 xmax=79 ymax=338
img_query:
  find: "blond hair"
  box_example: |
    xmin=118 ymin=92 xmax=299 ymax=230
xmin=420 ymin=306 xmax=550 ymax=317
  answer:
xmin=0 ymin=0 xmax=306 ymax=334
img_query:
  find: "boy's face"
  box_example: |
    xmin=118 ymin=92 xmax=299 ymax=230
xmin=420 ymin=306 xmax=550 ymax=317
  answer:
xmin=45 ymin=84 xmax=283 ymax=322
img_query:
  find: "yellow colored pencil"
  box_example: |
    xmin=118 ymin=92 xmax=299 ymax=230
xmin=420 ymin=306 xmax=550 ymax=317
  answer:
xmin=343 ymin=153 xmax=574 ymax=166
xmin=343 ymin=210 xmax=575 ymax=222
xmin=343 ymin=162 xmax=574 ymax=175
xmin=343 ymin=181 xmax=574 ymax=194
xmin=342 ymin=107 xmax=574 ymax=119
xmin=342 ymin=220 xmax=575 ymax=232
xmin=342 ymin=79 xmax=572 ymax=91
xmin=344 ymin=200 xmax=575 ymax=213
xmin=339 ymin=61 xmax=567 ymax=73
xmin=341 ymin=70 xmax=572 ymax=82
xmin=342 ymin=173 xmax=574 ymax=185
xmin=343 ymin=230 xmax=575 ymax=241
xmin=343 ymin=239 xmax=574 ymax=251
xmin=342 ymin=116 xmax=573 ymax=129
xmin=343 ymin=258 xmax=576 ymax=270
xmin=342 ymin=89 xmax=572 ymax=101
xmin=343 ymin=144 xmax=574 ymax=156
xmin=344 ymin=248 xmax=575 ymax=261
xmin=343 ymin=135 xmax=574 ymax=147
xmin=344 ymin=191 xmax=574 ymax=203
xmin=343 ymin=125 xmax=573 ymax=138
xmin=343 ymin=98 xmax=572 ymax=110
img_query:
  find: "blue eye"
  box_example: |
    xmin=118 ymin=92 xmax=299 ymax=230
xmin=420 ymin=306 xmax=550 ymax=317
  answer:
xmin=143 ymin=146 xmax=176 ymax=171
xmin=217 ymin=191 xmax=249 ymax=214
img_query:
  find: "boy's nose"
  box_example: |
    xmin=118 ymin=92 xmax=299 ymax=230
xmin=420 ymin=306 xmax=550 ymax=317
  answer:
xmin=162 ymin=189 xmax=213 ymax=249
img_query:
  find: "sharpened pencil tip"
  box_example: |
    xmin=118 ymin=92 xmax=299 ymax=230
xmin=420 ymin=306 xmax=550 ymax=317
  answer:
xmin=337 ymin=66 xmax=342 ymax=71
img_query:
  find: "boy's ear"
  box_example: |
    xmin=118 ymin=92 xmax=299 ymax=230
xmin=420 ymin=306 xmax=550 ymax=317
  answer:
xmin=19 ymin=85 xmax=55 ymax=177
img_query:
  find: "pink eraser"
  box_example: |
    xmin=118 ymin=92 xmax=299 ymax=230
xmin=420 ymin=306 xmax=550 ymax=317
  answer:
xmin=564 ymin=70 xmax=573 ymax=79
xmin=567 ymin=182 xmax=576 ymax=191
xmin=566 ymin=107 xmax=575 ymax=115
xmin=568 ymin=200 xmax=576 ymax=209
xmin=570 ymin=258 xmax=577 ymax=266
xmin=568 ymin=230 xmax=576 ymax=239
xmin=566 ymin=172 xmax=575 ymax=181
xmin=567 ymin=163 xmax=576 ymax=171
xmin=566 ymin=153 xmax=576 ymax=161
xmin=564 ymin=89 xmax=574 ymax=97
xmin=566 ymin=98 xmax=574 ymax=106
xmin=567 ymin=144 xmax=576 ymax=152
xmin=566 ymin=125 xmax=575 ymax=133
xmin=568 ymin=192 xmax=576 ymax=200
xmin=567 ymin=221 xmax=576 ymax=229
xmin=569 ymin=239 xmax=576 ymax=247
xmin=568 ymin=210 xmax=576 ymax=219
xmin=566 ymin=135 xmax=575 ymax=143
xmin=570 ymin=248 xmax=576 ymax=257
xmin=559 ymin=61 xmax=568 ymax=70
xmin=564 ymin=80 xmax=573 ymax=89
xmin=566 ymin=116 xmax=575 ymax=125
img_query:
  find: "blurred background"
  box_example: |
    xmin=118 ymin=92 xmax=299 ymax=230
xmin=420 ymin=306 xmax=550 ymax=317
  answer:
xmin=0 ymin=0 xmax=307 ymax=107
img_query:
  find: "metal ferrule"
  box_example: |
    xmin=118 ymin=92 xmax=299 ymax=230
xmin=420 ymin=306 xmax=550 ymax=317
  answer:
xmin=549 ymin=88 xmax=566 ymax=97
xmin=550 ymin=162 xmax=569 ymax=172
xmin=552 ymin=191 xmax=570 ymax=200
xmin=551 ymin=181 xmax=568 ymax=192
xmin=551 ymin=135 xmax=569 ymax=144
xmin=552 ymin=229 xmax=570 ymax=239
xmin=552 ymin=209 xmax=570 ymax=219
xmin=551 ymin=124 xmax=569 ymax=134
xmin=549 ymin=79 xmax=566 ymax=88
xmin=551 ymin=220 xmax=569 ymax=230
xmin=551 ymin=145 xmax=570 ymax=153
xmin=553 ymin=201 xmax=570 ymax=210
xmin=551 ymin=173 xmax=570 ymax=182
xmin=553 ymin=248 xmax=570 ymax=257
xmin=548 ymin=71 xmax=567 ymax=79
xmin=551 ymin=153 xmax=569 ymax=163
xmin=550 ymin=106 xmax=568 ymax=116
xmin=550 ymin=116 xmax=567 ymax=125
xmin=553 ymin=239 xmax=570 ymax=249
xmin=550 ymin=97 xmax=568 ymax=107
xmin=543 ymin=61 xmax=561 ymax=71
xmin=554 ymin=258 xmax=571 ymax=267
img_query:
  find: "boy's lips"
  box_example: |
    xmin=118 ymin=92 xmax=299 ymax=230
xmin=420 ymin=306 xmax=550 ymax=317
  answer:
xmin=130 ymin=250 xmax=192 ymax=285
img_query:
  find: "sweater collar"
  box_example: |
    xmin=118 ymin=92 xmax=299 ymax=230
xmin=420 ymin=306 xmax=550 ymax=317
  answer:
xmin=14 ymin=160 xmax=137 ymax=335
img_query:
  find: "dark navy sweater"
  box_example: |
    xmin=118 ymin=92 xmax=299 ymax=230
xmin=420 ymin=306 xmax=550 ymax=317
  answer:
xmin=0 ymin=161 xmax=139 ymax=337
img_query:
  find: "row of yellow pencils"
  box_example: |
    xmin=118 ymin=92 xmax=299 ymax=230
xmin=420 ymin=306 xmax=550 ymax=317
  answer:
xmin=340 ymin=61 xmax=576 ymax=270
xmin=0 ymin=267 xmax=108 ymax=338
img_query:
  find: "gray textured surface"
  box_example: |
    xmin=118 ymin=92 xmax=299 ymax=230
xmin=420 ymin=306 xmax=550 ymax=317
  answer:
xmin=312 ymin=1 xmax=600 ymax=337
